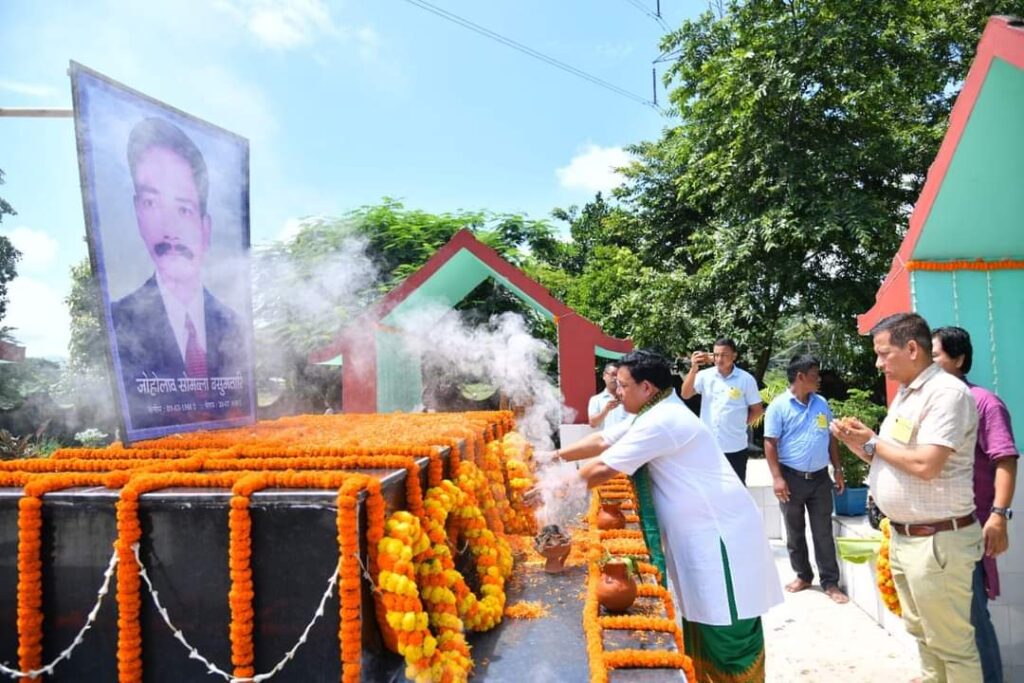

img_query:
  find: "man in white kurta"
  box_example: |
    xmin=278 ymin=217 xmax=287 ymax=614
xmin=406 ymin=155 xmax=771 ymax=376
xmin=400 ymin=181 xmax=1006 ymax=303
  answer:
xmin=548 ymin=350 xmax=782 ymax=680
xmin=600 ymin=391 xmax=782 ymax=625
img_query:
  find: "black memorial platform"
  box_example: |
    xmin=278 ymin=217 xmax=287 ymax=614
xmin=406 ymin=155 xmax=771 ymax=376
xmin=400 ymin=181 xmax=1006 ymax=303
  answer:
xmin=0 ymin=456 xmax=440 ymax=682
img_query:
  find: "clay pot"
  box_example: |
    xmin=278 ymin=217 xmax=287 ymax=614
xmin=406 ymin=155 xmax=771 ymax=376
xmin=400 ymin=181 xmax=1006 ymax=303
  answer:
xmin=596 ymin=560 xmax=637 ymax=613
xmin=596 ymin=502 xmax=627 ymax=530
xmin=540 ymin=542 xmax=572 ymax=573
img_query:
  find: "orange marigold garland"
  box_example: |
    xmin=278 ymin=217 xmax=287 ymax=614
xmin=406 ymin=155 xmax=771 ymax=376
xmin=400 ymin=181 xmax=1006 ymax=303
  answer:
xmin=16 ymin=473 xmax=111 ymax=679
xmin=16 ymin=492 xmax=44 ymax=678
xmin=583 ymin=476 xmax=695 ymax=683
xmin=228 ymin=474 xmax=259 ymax=680
xmin=2 ymin=411 xmax=513 ymax=683
xmin=115 ymin=472 xmax=240 ymax=682
xmin=876 ymin=518 xmax=901 ymax=617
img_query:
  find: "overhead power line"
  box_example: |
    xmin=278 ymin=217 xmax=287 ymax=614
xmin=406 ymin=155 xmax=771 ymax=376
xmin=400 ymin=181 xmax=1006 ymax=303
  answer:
xmin=396 ymin=0 xmax=657 ymax=109
xmin=622 ymin=0 xmax=670 ymax=31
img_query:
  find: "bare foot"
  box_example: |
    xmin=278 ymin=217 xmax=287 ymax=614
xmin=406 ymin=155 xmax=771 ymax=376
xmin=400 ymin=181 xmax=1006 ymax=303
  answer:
xmin=824 ymin=586 xmax=849 ymax=604
xmin=785 ymin=578 xmax=812 ymax=593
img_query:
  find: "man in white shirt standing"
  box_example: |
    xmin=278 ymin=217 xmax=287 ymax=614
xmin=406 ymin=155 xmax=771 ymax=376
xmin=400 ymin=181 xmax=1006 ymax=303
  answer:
xmin=681 ymin=337 xmax=764 ymax=483
xmin=588 ymin=362 xmax=628 ymax=430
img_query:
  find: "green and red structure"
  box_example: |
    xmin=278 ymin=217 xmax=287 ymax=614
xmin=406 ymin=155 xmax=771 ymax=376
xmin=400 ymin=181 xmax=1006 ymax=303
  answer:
xmin=311 ymin=228 xmax=633 ymax=422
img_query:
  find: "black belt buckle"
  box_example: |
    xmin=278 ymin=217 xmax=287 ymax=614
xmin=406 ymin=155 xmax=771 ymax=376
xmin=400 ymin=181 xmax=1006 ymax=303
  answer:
xmin=784 ymin=465 xmax=820 ymax=480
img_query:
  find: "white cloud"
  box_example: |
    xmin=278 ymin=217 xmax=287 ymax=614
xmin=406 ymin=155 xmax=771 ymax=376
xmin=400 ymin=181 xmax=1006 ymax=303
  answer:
xmin=188 ymin=65 xmax=279 ymax=144
xmin=4 ymin=226 xmax=59 ymax=273
xmin=355 ymin=26 xmax=381 ymax=61
xmin=0 ymin=80 xmax=58 ymax=98
xmin=216 ymin=0 xmax=337 ymax=49
xmin=5 ymin=277 xmax=71 ymax=359
xmin=556 ymin=144 xmax=632 ymax=193
xmin=595 ymin=43 xmax=635 ymax=60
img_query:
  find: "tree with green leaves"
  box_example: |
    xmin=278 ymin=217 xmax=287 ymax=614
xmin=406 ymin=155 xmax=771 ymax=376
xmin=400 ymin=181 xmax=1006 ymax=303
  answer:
xmin=613 ymin=0 xmax=1018 ymax=381
xmin=0 ymin=169 xmax=22 ymax=326
xmin=65 ymin=257 xmax=107 ymax=374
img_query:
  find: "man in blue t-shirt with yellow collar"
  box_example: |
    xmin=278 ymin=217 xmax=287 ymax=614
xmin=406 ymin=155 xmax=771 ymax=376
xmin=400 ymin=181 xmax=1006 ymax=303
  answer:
xmin=764 ymin=354 xmax=848 ymax=604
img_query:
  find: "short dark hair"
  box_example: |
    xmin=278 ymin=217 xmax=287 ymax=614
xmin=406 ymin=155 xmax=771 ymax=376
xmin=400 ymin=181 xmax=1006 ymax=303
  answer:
xmin=603 ymin=362 xmax=620 ymax=374
xmin=617 ymin=349 xmax=673 ymax=391
xmin=932 ymin=326 xmax=973 ymax=374
xmin=713 ymin=337 xmax=737 ymax=352
xmin=870 ymin=313 xmax=931 ymax=351
xmin=127 ymin=117 xmax=209 ymax=215
xmin=786 ymin=354 xmax=820 ymax=384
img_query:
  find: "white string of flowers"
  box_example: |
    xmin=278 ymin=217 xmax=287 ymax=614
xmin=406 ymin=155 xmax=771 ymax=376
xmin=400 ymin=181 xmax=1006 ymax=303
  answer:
xmin=986 ymin=271 xmax=999 ymax=395
xmin=131 ymin=543 xmax=342 ymax=683
xmin=951 ymin=270 xmax=960 ymax=326
xmin=0 ymin=548 xmax=119 ymax=680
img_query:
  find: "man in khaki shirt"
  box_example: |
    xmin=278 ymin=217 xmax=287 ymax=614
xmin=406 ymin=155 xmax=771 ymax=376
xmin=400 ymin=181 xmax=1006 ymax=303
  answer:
xmin=833 ymin=313 xmax=981 ymax=683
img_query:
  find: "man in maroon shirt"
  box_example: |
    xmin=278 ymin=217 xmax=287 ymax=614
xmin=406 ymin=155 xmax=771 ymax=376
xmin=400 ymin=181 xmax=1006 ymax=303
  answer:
xmin=933 ymin=326 xmax=1018 ymax=683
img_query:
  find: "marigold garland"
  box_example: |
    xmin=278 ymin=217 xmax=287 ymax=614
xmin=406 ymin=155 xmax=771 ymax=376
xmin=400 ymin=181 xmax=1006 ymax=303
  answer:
xmin=16 ymin=473 xmax=111 ymax=678
xmin=498 ymin=432 xmax=537 ymax=535
xmin=376 ymin=510 xmax=472 ymax=683
xmin=582 ymin=476 xmax=695 ymax=683
xmin=3 ymin=411 xmax=512 ymax=683
xmin=876 ymin=518 xmax=902 ymax=617
xmin=906 ymin=259 xmax=1024 ymax=272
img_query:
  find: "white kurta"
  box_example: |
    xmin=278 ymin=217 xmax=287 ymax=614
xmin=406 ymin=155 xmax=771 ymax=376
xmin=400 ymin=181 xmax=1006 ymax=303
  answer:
xmin=600 ymin=393 xmax=783 ymax=625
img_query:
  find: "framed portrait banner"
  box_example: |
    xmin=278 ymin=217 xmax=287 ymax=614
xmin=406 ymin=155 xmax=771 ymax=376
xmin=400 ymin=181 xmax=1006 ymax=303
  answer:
xmin=70 ymin=62 xmax=256 ymax=443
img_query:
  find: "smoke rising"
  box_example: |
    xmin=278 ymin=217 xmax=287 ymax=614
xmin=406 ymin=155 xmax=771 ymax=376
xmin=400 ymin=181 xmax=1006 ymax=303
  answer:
xmin=389 ymin=305 xmax=569 ymax=449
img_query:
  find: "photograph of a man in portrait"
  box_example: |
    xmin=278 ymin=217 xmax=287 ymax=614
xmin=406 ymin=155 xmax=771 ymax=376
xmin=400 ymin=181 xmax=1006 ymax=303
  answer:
xmin=70 ymin=62 xmax=256 ymax=443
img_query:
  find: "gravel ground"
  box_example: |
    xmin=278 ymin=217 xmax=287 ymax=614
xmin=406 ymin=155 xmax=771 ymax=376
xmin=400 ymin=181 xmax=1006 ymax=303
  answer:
xmin=763 ymin=541 xmax=920 ymax=682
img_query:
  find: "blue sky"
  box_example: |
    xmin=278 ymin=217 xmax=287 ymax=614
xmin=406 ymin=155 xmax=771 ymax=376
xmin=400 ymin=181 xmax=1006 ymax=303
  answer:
xmin=1 ymin=0 xmax=702 ymax=358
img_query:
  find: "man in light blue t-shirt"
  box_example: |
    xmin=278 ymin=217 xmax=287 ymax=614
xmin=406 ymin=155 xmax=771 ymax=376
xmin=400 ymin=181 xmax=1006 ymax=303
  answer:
xmin=764 ymin=354 xmax=847 ymax=604
xmin=681 ymin=337 xmax=763 ymax=483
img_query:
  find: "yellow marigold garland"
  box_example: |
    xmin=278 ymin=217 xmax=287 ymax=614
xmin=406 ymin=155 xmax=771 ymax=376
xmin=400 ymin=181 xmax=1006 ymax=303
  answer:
xmin=376 ymin=510 xmax=472 ymax=683
xmin=876 ymin=518 xmax=901 ymax=616
xmin=498 ymin=432 xmax=537 ymax=535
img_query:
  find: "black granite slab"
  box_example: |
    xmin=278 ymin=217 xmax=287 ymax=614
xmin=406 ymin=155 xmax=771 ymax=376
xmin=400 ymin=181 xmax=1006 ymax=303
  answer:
xmin=469 ymin=545 xmax=687 ymax=682
xmin=0 ymin=455 xmax=440 ymax=682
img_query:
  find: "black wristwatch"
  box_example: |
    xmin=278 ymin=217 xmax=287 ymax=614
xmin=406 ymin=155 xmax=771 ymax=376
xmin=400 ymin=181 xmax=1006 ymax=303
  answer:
xmin=990 ymin=506 xmax=1013 ymax=520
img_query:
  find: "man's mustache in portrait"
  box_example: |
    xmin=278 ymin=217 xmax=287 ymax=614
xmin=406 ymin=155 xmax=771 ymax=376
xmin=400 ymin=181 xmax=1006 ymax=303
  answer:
xmin=154 ymin=242 xmax=195 ymax=260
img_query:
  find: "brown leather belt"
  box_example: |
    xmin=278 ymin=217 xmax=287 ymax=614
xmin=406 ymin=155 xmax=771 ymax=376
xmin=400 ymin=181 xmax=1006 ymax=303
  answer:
xmin=890 ymin=513 xmax=976 ymax=537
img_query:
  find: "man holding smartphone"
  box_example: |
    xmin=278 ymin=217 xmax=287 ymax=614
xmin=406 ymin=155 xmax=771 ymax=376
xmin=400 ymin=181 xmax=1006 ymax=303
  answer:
xmin=589 ymin=362 xmax=628 ymax=430
xmin=681 ymin=337 xmax=764 ymax=483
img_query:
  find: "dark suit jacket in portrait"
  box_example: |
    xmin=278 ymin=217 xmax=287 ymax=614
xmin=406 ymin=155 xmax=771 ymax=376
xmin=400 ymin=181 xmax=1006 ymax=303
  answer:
xmin=111 ymin=275 xmax=252 ymax=430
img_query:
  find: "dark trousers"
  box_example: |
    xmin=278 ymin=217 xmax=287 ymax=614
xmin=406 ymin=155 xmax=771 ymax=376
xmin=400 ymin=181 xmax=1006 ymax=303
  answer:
xmin=724 ymin=449 xmax=748 ymax=485
xmin=972 ymin=561 xmax=1003 ymax=683
xmin=780 ymin=467 xmax=840 ymax=588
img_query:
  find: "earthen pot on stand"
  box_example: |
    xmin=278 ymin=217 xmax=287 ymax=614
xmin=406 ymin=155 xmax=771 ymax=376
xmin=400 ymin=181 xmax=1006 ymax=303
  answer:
xmin=596 ymin=560 xmax=637 ymax=612
xmin=596 ymin=501 xmax=627 ymax=530
xmin=540 ymin=542 xmax=572 ymax=573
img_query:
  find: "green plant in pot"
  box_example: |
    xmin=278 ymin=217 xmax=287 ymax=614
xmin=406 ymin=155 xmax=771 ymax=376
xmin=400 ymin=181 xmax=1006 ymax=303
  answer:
xmin=828 ymin=389 xmax=886 ymax=515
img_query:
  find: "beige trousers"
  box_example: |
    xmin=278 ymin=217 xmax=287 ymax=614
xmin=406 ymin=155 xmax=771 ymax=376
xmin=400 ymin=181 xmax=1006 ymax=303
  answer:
xmin=890 ymin=523 xmax=983 ymax=683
